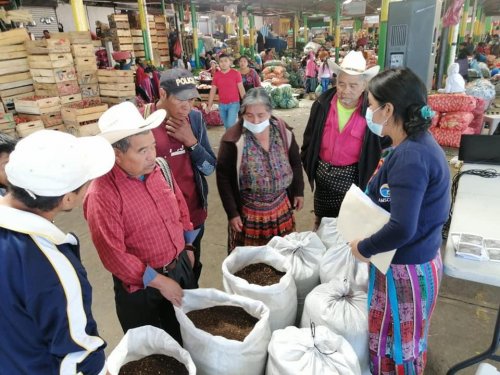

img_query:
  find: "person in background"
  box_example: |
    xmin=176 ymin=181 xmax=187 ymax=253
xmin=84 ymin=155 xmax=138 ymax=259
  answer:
xmin=172 ymin=55 xmax=185 ymax=69
xmin=0 ymin=130 xmax=114 ymax=374
xmin=439 ymin=62 xmax=465 ymax=94
xmin=206 ymin=59 xmax=219 ymax=77
xmin=301 ymin=51 xmax=383 ymax=227
xmin=455 ymin=45 xmax=469 ymax=81
xmin=238 ymin=55 xmax=261 ymax=92
xmin=263 ymin=48 xmax=275 ymax=63
xmin=42 ymin=30 xmax=50 ymax=39
xmin=304 ymin=51 xmax=318 ymax=99
xmin=216 ymin=88 xmax=304 ymax=252
xmin=204 ymin=51 xmax=214 ymax=69
xmin=142 ymin=69 xmax=216 ymax=281
xmin=253 ymin=52 xmax=263 ymax=73
xmin=0 ymin=133 xmax=16 ymax=196
xmin=207 ymin=53 xmax=246 ymax=129
xmin=317 ymin=52 xmax=332 ymax=93
xmin=350 ymin=68 xmax=450 ymax=375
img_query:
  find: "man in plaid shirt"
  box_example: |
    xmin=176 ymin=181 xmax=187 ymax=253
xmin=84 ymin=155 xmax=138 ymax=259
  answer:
xmin=84 ymin=102 xmax=196 ymax=344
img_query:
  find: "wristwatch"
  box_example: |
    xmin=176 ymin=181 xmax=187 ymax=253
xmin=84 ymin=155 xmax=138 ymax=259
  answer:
xmin=187 ymin=142 xmax=198 ymax=152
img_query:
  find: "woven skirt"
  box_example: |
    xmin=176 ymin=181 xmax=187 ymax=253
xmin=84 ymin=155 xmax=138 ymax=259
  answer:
xmin=228 ymin=191 xmax=295 ymax=252
xmin=314 ymin=160 xmax=358 ymax=218
xmin=367 ymin=251 xmax=443 ymax=375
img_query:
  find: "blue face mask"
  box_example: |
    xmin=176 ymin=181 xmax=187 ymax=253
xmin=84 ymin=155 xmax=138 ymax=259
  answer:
xmin=365 ymin=105 xmax=387 ymax=137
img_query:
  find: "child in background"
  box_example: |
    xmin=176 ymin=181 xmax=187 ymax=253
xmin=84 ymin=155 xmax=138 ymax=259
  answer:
xmin=305 ymin=51 xmax=318 ymax=99
xmin=207 ymin=54 xmax=246 ymax=129
xmin=317 ymin=53 xmax=332 ymax=93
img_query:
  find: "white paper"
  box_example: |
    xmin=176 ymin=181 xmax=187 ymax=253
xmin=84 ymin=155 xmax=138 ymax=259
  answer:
xmin=337 ymin=184 xmax=396 ymax=274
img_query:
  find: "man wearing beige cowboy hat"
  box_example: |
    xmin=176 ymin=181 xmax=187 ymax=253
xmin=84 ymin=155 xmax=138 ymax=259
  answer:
xmin=83 ymin=102 xmax=197 ymax=345
xmin=301 ymin=50 xmax=388 ymax=227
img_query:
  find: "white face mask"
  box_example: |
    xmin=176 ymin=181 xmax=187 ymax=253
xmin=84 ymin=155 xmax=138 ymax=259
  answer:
xmin=243 ymin=118 xmax=270 ymax=134
xmin=365 ymin=105 xmax=387 ymax=137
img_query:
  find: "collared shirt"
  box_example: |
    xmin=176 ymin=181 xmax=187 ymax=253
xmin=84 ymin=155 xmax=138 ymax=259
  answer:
xmin=83 ymin=164 xmax=192 ymax=293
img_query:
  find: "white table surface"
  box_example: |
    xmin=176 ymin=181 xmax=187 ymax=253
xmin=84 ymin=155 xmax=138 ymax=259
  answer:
xmin=443 ymin=163 xmax=500 ymax=287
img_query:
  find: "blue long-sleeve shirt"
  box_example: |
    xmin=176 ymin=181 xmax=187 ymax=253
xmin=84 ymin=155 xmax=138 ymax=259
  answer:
xmin=358 ymin=131 xmax=450 ymax=264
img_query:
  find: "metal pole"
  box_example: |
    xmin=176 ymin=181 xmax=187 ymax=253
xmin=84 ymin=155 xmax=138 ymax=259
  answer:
xmin=190 ymin=0 xmax=199 ymax=68
xmin=303 ymin=15 xmax=308 ymax=42
xmin=71 ymin=0 xmax=89 ymax=32
xmin=178 ymin=3 xmax=185 ymax=58
xmin=293 ymin=13 xmax=299 ymax=50
xmin=377 ymin=0 xmax=390 ymax=67
xmin=448 ymin=23 xmax=460 ymax=67
xmin=239 ymin=13 xmax=244 ymax=55
xmin=138 ymin=0 xmax=153 ymax=63
xmin=249 ymin=10 xmax=255 ymax=57
xmin=436 ymin=27 xmax=450 ymax=89
xmin=468 ymin=0 xmax=478 ymax=41
xmin=335 ymin=0 xmax=341 ymax=62
xmin=458 ymin=0 xmax=469 ymax=44
xmin=484 ymin=16 xmax=492 ymax=36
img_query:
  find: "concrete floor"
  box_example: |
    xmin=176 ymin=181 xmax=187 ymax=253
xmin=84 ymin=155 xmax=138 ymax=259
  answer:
xmin=55 ymin=98 xmax=499 ymax=374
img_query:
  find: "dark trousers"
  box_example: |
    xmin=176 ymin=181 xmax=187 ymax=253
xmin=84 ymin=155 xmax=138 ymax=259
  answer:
xmin=192 ymin=224 xmax=204 ymax=282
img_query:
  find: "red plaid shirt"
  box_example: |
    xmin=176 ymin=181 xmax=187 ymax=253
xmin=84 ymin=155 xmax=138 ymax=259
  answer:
xmin=83 ymin=164 xmax=192 ymax=292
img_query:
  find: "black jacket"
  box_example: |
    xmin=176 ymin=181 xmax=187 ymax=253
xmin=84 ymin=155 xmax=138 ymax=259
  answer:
xmin=301 ymin=87 xmax=388 ymax=191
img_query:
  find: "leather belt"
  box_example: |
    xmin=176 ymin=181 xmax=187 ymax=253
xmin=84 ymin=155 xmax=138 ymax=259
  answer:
xmin=155 ymin=258 xmax=177 ymax=274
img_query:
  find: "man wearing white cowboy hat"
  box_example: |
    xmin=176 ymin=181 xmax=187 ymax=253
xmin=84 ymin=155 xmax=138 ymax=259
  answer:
xmin=301 ymin=51 xmax=388 ymax=226
xmin=0 ymin=130 xmax=114 ymax=374
xmin=83 ymin=102 xmax=196 ymax=344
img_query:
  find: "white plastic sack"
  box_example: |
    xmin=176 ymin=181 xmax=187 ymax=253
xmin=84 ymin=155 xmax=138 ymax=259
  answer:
xmin=304 ymin=41 xmax=321 ymax=54
xmin=266 ymin=325 xmax=361 ymax=375
xmin=301 ymin=280 xmax=370 ymax=375
xmin=174 ymin=288 xmax=271 ymax=375
xmin=267 ymin=232 xmax=326 ymax=324
xmin=107 ymin=326 xmax=196 ymax=375
xmin=222 ymin=245 xmax=297 ymax=332
xmin=320 ymin=242 xmax=369 ymax=291
xmin=316 ymin=217 xmax=346 ymax=249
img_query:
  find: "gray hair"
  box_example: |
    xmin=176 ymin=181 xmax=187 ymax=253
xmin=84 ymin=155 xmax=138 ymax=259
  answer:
xmin=112 ymin=130 xmax=151 ymax=153
xmin=240 ymin=88 xmax=272 ymax=115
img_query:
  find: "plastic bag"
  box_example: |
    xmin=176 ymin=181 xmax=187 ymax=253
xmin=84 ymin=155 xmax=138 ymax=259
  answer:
xmin=301 ymin=279 xmax=369 ymax=375
xmin=304 ymin=41 xmax=321 ymax=54
xmin=316 ymin=217 xmax=346 ymax=249
xmin=267 ymin=232 xmax=326 ymax=324
xmin=174 ymin=288 xmax=271 ymax=375
xmin=222 ymin=245 xmax=297 ymax=332
xmin=107 ymin=326 xmax=196 ymax=375
xmin=266 ymin=325 xmax=361 ymax=375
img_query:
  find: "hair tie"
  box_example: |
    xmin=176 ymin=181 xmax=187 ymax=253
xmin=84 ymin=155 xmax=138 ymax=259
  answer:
xmin=420 ymin=105 xmax=435 ymax=120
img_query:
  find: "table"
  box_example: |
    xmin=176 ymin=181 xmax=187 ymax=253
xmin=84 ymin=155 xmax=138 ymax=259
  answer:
xmin=443 ymin=163 xmax=500 ymax=374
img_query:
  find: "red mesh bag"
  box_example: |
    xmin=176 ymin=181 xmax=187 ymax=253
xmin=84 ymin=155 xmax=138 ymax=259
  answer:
xmin=428 ymin=94 xmax=476 ymax=113
xmin=438 ymin=112 xmax=474 ymax=131
xmin=430 ymin=126 xmax=463 ymax=148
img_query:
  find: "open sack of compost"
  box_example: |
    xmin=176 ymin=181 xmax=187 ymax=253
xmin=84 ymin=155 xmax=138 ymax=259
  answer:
xmin=267 ymin=232 xmax=326 ymax=324
xmin=222 ymin=245 xmax=297 ymax=331
xmin=174 ymin=288 xmax=271 ymax=375
xmin=266 ymin=325 xmax=361 ymax=375
xmin=107 ymin=326 xmax=196 ymax=375
xmin=301 ymin=279 xmax=369 ymax=375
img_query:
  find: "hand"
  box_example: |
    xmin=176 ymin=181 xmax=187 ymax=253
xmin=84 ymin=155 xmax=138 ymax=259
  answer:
xmin=186 ymin=248 xmax=195 ymax=268
xmin=149 ymin=273 xmax=184 ymax=306
xmin=164 ymin=117 xmax=197 ymax=147
xmin=350 ymin=239 xmax=370 ymax=263
xmin=293 ymin=196 xmax=304 ymax=211
xmin=229 ymin=216 xmax=243 ymax=232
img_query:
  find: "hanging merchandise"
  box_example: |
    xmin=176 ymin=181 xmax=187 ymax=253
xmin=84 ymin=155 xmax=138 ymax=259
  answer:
xmin=107 ymin=326 xmax=196 ymax=375
xmin=222 ymin=245 xmax=297 ymax=332
xmin=173 ymin=38 xmax=183 ymax=58
xmin=174 ymin=288 xmax=271 ymax=375
xmin=266 ymin=325 xmax=362 ymax=375
xmin=267 ymin=232 xmax=326 ymax=325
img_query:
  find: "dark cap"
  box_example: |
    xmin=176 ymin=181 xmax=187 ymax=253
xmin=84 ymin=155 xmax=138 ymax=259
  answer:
xmin=160 ymin=68 xmax=200 ymax=100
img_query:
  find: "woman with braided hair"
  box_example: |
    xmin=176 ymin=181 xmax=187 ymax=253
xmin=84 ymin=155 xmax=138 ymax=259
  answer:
xmin=350 ymin=68 xmax=451 ymax=374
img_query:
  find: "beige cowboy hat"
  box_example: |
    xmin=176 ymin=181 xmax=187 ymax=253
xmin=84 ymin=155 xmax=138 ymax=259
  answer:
xmin=327 ymin=51 xmax=380 ymax=79
xmin=98 ymin=101 xmax=166 ymax=144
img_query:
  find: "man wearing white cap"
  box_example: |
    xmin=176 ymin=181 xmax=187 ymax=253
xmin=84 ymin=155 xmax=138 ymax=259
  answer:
xmin=84 ymin=102 xmax=196 ymax=344
xmin=301 ymin=51 xmax=386 ymax=227
xmin=0 ymin=130 xmax=114 ymax=374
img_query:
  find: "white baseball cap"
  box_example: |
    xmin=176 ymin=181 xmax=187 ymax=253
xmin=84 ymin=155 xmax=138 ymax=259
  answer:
xmin=6 ymin=129 xmax=115 ymax=197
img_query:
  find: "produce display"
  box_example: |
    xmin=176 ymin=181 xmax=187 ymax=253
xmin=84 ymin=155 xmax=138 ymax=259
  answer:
xmin=263 ymin=83 xmax=299 ymax=109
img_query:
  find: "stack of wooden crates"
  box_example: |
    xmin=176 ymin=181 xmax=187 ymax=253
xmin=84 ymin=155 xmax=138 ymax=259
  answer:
xmin=98 ymin=69 xmax=135 ymax=105
xmin=13 ymin=97 xmax=63 ymax=137
xmin=155 ymin=15 xmax=170 ymax=66
xmin=109 ymin=14 xmax=133 ymax=53
xmin=131 ymin=29 xmax=145 ymax=59
xmin=62 ymin=102 xmax=108 ymax=137
xmin=0 ymin=29 xmax=34 ymax=112
xmin=0 ymin=104 xmax=16 ymax=139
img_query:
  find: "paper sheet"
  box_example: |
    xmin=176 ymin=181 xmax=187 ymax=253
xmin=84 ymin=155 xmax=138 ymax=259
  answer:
xmin=337 ymin=184 xmax=396 ymax=274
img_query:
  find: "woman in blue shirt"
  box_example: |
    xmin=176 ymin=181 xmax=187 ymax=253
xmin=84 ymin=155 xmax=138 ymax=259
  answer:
xmin=351 ymin=68 xmax=450 ymax=374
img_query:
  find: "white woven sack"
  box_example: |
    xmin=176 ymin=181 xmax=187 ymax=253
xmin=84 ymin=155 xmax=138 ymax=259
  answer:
xmin=320 ymin=242 xmax=369 ymax=291
xmin=267 ymin=232 xmax=326 ymax=324
xmin=107 ymin=326 xmax=196 ymax=375
xmin=316 ymin=217 xmax=346 ymax=248
xmin=266 ymin=325 xmax=361 ymax=375
xmin=174 ymin=288 xmax=271 ymax=375
xmin=301 ymin=279 xmax=370 ymax=375
xmin=222 ymin=245 xmax=297 ymax=331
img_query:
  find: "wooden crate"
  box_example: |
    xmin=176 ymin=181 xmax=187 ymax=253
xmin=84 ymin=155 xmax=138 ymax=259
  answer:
xmin=28 ymin=54 xmax=73 ymax=69
xmin=113 ymin=44 xmax=134 ymax=52
xmin=60 ymin=94 xmax=82 ymax=105
xmin=134 ymin=51 xmax=146 ymax=58
xmin=25 ymin=38 xmax=70 ymax=54
xmin=149 ymin=29 xmax=158 ymax=36
xmin=30 ymin=67 xmax=76 ymax=84
xmin=99 ymin=83 xmax=134 ymax=92
xmin=131 ymin=29 xmax=143 ymax=37
xmin=44 ymin=124 xmax=66 ymax=132
xmin=14 ymin=96 xmax=60 ymax=114
xmin=34 ymin=81 xmax=80 ymax=97
xmin=80 ymin=84 xmax=100 ymax=98
xmin=134 ymin=44 xmax=145 ymax=52
xmin=100 ymin=88 xmax=135 ymax=97
xmin=108 ymin=14 xmax=128 ymax=22
xmin=62 ymin=103 xmax=107 ymax=127
xmin=109 ymin=21 xmax=130 ymax=29
xmin=0 ymin=85 xmax=34 ymax=101
xmin=2 ymin=91 xmax=35 ymax=111
xmin=154 ymin=15 xmax=165 ymax=22
xmin=132 ymin=37 xmax=144 ymax=44
xmin=16 ymin=120 xmax=44 ymax=137
xmin=0 ymin=113 xmax=15 ymax=131
xmin=20 ymin=111 xmax=63 ymax=127
xmin=100 ymin=96 xmax=136 ymax=105
xmin=66 ymin=122 xmax=100 ymax=137
xmin=0 ymin=28 xmax=30 ymax=47
xmin=0 ymin=71 xmax=31 ymax=85
xmin=97 ymin=69 xmax=133 ymax=78
xmin=110 ymin=29 xmax=132 ymax=38
xmin=77 ymin=71 xmax=98 ymax=85
xmin=0 ymin=44 xmax=28 ymax=61
xmin=71 ymin=44 xmax=95 ymax=57
xmin=52 ymin=32 xmax=91 ymax=44
xmin=158 ymin=42 xmax=169 ymax=49
xmin=112 ymin=36 xmax=133 ymax=45
xmin=74 ymin=56 xmax=97 ymax=71
xmin=0 ymin=77 xmax=33 ymax=91
xmin=0 ymin=58 xmax=29 ymax=75
xmin=92 ymin=40 xmax=103 ymax=48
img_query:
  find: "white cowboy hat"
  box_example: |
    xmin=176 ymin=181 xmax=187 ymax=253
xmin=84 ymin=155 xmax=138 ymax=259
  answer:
xmin=98 ymin=101 xmax=166 ymax=145
xmin=327 ymin=51 xmax=380 ymax=79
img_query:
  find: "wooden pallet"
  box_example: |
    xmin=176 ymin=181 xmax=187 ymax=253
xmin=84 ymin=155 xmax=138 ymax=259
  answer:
xmin=0 ymin=28 xmax=30 ymax=47
xmin=71 ymin=44 xmax=95 ymax=57
xmin=14 ymin=96 xmax=60 ymax=115
xmin=25 ymin=38 xmax=70 ymax=54
xmin=28 ymin=54 xmax=73 ymax=69
xmin=34 ymin=81 xmax=80 ymax=97
xmin=30 ymin=67 xmax=77 ymax=84
xmin=0 ymin=58 xmax=29 ymax=75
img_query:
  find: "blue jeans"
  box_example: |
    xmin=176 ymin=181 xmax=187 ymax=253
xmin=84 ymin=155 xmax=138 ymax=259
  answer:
xmin=321 ymin=77 xmax=330 ymax=93
xmin=219 ymin=102 xmax=240 ymax=129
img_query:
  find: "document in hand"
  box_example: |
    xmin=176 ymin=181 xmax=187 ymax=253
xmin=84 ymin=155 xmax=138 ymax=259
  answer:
xmin=337 ymin=184 xmax=396 ymax=275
